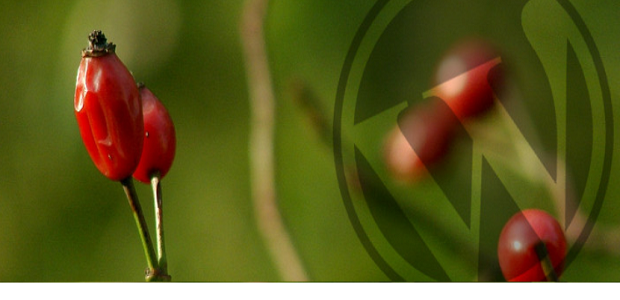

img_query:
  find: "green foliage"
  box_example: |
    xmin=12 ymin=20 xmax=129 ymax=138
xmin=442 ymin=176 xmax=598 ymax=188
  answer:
xmin=0 ymin=0 xmax=619 ymax=281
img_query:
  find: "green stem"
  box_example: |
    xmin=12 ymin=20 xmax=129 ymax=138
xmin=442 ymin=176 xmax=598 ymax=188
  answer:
xmin=120 ymin=177 xmax=166 ymax=282
xmin=151 ymin=173 xmax=170 ymax=280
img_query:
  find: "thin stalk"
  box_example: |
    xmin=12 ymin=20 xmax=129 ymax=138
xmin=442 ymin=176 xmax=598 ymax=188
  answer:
xmin=241 ymin=0 xmax=308 ymax=281
xmin=120 ymin=177 xmax=167 ymax=282
xmin=151 ymin=173 xmax=170 ymax=279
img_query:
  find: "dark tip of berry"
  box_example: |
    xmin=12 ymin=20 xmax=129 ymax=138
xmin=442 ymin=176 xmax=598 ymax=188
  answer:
xmin=82 ymin=30 xmax=116 ymax=57
xmin=88 ymin=30 xmax=107 ymax=47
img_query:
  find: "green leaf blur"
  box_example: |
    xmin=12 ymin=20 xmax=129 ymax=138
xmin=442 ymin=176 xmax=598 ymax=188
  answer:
xmin=0 ymin=0 xmax=619 ymax=282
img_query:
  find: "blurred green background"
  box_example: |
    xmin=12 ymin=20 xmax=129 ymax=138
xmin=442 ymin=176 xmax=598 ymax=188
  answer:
xmin=0 ymin=0 xmax=619 ymax=282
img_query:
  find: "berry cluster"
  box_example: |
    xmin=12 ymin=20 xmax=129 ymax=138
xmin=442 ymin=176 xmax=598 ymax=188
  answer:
xmin=74 ymin=30 xmax=176 ymax=281
xmin=383 ymin=38 xmax=567 ymax=281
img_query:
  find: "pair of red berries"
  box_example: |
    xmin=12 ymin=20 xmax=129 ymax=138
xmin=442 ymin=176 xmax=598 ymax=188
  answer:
xmin=74 ymin=30 xmax=176 ymax=184
xmin=384 ymin=38 xmax=503 ymax=183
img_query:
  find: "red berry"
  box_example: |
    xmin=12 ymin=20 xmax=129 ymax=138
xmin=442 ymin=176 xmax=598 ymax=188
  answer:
xmin=432 ymin=38 xmax=504 ymax=120
xmin=497 ymin=209 xmax=567 ymax=282
xmin=384 ymin=101 xmax=456 ymax=182
xmin=74 ymin=30 xmax=143 ymax=181
xmin=132 ymin=85 xmax=176 ymax=184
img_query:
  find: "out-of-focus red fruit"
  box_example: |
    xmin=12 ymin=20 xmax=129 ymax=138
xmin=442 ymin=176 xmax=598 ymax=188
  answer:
xmin=432 ymin=38 xmax=504 ymax=120
xmin=384 ymin=101 xmax=457 ymax=183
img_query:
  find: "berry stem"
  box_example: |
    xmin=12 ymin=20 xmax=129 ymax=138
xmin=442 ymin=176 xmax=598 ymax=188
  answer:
xmin=534 ymin=242 xmax=559 ymax=282
xmin=120 ymin=177 xmax=168 ymax=281
xmin=241 ymin=0 xmax=308 ymax=281
xmin=151 ymin=172 xmax=170 ymax=279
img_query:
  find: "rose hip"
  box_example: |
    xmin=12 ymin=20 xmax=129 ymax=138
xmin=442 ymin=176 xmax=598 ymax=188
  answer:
xmin=497 ymin=209 xmax=567 ymax=282
xmin=132 ymin=84 xmax=176 ymax=183
xmin=384 ymin=101 xmax=457 ymax=182
xmin=74 ymin=30 xmax=143 ymax=181
xmin=433 ymin=38 xmax=504 ymax=120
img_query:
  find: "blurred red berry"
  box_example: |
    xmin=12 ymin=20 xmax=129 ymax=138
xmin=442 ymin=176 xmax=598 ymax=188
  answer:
xmin=133 ymin=85 xmax=176 ymax=183
xmin=497 ymin=209 xmax=567 ymax=282
xmin=384 ymin=101 xmax=457 ymax=183
xmin=433 ymin=38 xmax=504 ymax=120
xmin=74 ymin=30 xmax=143 ymax=181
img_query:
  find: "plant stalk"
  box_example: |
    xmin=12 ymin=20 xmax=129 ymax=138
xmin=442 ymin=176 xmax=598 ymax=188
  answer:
xmin=241 ymin=0 xmax=308 ymax=281
xmin=151 ymin=173 xmax=170 ymax=279
xmin=120 ymin=177 xmax=169 ymax=281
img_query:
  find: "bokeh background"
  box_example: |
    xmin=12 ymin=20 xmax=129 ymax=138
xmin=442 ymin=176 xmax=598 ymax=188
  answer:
xmin=0 ymin=0 xmax=619 ymax=282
